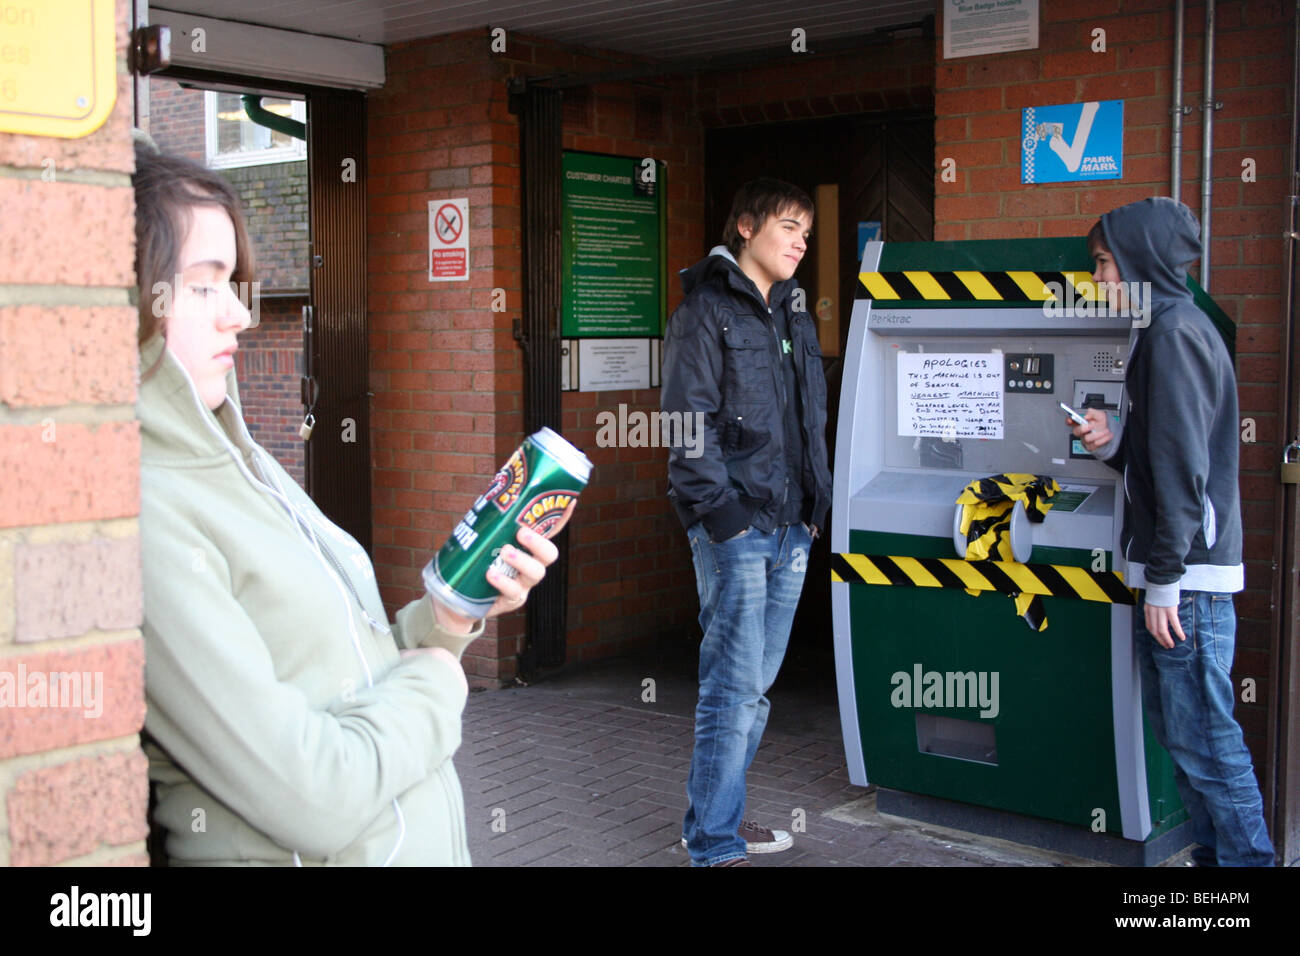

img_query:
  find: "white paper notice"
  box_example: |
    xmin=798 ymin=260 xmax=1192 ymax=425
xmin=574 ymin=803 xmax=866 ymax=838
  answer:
xmin=578 ymin=339 xmax=650 ymax=392
xmin=943 ymin=0 xmax=1039 ymax=60
xmin=898 ymin=352 xmax=1004 ymax=440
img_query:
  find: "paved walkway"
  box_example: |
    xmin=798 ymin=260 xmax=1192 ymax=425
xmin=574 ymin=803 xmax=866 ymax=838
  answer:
xmin=454 ymin=652 xmax=1159 ymax=867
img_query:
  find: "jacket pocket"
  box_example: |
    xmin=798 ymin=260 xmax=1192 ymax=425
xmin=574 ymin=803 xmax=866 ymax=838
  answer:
xmin=721 ymin=324 xmax=771 ymax=400
xmin=802 ymin=339 xmax=828 ymax=413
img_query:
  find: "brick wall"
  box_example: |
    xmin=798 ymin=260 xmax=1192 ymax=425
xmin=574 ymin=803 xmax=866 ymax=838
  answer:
xmin=0 ymin=0 xmax=149 ymax=865
xmin=365 ymin=33 xmax=512 ymax=682
xmin=368 ymin=33 xmax=714 ymax=683
xmin=145 ymin=79 xmax=205 ymax=162
xmin=367 ymin=28 xmax=936 ymax=683
xmin=236 ymin=297 xmax=306 ymax=487
xmin=932 ymin=0 xmax=1295 ymax=765
xmin=222 ymin=161 xmax=310 ymax=291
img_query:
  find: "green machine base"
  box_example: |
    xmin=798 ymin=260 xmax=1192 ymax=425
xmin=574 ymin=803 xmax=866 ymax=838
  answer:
xmin=841 ymin=531 xmax=1187 ymax=861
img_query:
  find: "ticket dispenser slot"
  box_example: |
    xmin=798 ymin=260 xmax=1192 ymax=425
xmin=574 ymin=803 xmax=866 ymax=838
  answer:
xmin=1070 ymin=379 xmax=1125 ymax=459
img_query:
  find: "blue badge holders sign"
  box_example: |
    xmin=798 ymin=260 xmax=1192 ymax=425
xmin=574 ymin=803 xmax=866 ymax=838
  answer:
xmin=1022 ymin=100 xmax=1123 ymax=185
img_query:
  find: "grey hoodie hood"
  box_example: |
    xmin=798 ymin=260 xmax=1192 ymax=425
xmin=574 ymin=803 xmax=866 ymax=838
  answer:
xmin=1099 ymin=197 xmax=1202 ymax=312
xmin=678 ymin=244 xmax=798 ymax=310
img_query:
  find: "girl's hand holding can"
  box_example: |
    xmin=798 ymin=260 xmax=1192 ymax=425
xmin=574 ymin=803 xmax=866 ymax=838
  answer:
xmin=430 ymin=526 xmax=559 ymax=633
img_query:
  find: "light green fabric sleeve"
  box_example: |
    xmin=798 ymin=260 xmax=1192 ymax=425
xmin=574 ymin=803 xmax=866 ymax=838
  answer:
xmin=142 ymin=498 xmax=471 ymax=859
xmin=391 ymin=593 xmax=484 ymax=659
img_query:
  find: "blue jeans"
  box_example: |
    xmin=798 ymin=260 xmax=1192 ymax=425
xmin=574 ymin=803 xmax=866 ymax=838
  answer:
xmin=682 ymin=521 xmax=812 ymax=865
xmin=1135 ymin=590 xmax=1275 ymax=866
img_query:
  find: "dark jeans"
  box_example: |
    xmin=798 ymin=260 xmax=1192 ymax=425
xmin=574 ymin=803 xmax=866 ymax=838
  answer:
xmin=681 ymin=522 xmax=812 ymax=866
xmin=1135 ymin=590 xmax=1275 ymax=866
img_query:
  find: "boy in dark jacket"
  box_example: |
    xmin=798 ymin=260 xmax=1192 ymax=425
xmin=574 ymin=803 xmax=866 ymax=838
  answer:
xmin=1072 ymin=197 xmax=1274 ymax=866
xmin=661 ymin=178 xmax=832 ymax=866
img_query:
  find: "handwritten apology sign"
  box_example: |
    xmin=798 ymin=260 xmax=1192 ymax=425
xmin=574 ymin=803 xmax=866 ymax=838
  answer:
xmin=898 ymin=352 xmax=1004 ymax=440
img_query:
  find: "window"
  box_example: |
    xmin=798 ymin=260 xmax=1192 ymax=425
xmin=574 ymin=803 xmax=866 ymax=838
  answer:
xmin=205 ymin=91 xmax=306 ymax=169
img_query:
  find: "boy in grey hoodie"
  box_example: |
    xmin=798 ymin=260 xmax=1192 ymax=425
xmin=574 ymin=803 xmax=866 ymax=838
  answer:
xmin=1071 ymin=197 xmax=1274 ymax=866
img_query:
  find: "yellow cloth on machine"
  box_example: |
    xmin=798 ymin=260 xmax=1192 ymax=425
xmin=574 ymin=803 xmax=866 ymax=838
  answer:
xmin=955 ymin=473 xmax=1059 ymax=631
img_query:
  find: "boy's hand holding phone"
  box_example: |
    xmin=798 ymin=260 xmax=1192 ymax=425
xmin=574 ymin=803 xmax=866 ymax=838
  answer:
xmin=1064 ymin=404 xmax=1114 ymax=454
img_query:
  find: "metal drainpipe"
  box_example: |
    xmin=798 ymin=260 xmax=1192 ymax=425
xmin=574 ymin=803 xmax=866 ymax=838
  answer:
xmin=1171 ymin=0 xmax=1187 ymax=200
xmin=241 ymin=94 xmax=307 ymax=141
xmin=1270 ymin=0 xmax=1300 ymax=866
xmin=1200 ymin=0 xmax=1221 ymax=290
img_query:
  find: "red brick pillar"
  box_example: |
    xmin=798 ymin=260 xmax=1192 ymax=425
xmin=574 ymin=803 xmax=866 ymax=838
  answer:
xmin=0 ymin=0 xmax=148 ymax=866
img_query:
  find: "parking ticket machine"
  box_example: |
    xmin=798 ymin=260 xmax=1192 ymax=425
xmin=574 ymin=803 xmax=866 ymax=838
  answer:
xmin=830 ymin=238 xmax=1232 ymax=864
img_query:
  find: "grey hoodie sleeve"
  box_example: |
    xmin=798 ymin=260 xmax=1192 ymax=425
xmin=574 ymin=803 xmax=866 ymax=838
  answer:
xmin=1091 ymin=417 xmax=1124 ymax=471
xmin=660 ymin=299 xmax=751 ymax=541
xmin=1140 ymin=326 xmax=1221 ymax=603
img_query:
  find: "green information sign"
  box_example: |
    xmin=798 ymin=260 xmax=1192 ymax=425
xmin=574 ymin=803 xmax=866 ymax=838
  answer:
xmin=562 ymin=151 xmax=666 ymax=337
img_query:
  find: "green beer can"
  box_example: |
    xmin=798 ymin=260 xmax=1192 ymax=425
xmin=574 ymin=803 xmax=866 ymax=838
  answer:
xmin=423 ymin=427 xmax=593 ymax=618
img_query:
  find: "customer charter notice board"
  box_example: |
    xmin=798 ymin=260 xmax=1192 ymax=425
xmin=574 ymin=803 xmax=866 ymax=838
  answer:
xmin=562 ymin=151 xmax=666 ymax=338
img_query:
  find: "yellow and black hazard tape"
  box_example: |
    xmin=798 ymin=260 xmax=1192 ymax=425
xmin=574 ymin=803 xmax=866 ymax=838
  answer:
xmin=830 ymin=552 xmax=1135 ymax=606
xmin=858 ymin=270 xmax=1101 ymax=303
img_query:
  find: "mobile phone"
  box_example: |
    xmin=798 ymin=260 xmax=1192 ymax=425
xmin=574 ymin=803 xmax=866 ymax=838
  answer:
xmin=1059 ymin=401 xmax=1089 ymax=426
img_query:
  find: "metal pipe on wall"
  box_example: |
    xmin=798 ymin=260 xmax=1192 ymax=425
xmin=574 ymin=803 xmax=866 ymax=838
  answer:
xmin=1267 ymin=0 xmax=1300 ymax=865
xmin=1171 ymin=0 xmax=1186 ymax=201
xmin=1200 ymin=0 xmax=1219 ymax=289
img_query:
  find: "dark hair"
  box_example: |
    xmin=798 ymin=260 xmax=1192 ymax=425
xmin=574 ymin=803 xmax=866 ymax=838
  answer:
xmin=722 ymin=177 xmax=814 ymax=257
xmin=132 ymin=140 xmax=256 ymax=349
xmin=1086 ymin=219 xmax=1108 ymax=255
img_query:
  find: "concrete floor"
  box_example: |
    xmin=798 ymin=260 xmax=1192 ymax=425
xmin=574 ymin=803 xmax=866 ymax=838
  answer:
xmin=455 ymin=639 xmax=1194 ymax=867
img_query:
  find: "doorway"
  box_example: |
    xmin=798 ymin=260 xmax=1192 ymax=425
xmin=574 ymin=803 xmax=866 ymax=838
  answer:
xmin=704 ymin=110 xmax=936 ymax=658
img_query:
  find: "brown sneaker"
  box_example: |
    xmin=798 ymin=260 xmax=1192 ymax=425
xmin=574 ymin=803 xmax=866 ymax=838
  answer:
xmin=737 ymin=820 xmax=793 ymax=853
xmin=682 ymin=821 xmax=794 ymax=854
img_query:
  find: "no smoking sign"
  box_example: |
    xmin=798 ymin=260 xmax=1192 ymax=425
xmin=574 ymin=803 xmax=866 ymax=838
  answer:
xmin=428 ymin=198 xmax=469 ymax=281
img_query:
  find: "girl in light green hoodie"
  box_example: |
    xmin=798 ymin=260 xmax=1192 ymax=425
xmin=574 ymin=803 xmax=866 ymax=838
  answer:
xmin=134 ymin=141 xmax=556 ymax=865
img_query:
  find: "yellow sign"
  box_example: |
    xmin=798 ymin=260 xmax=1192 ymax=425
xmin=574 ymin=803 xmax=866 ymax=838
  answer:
xmin=0 ymin=0 xmax=117 ymax=138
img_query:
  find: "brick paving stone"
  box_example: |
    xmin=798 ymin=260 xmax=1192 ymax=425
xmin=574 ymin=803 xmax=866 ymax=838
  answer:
xmin=592 ymin=797 xmax=664 ymax=825
xmin=535 ymin=769 xmax=603 ymax=789
xmin=586 ymin=783 xmax=656 ymax=811
xmin=789 ymin=777 xmax=857 ymax=799
xmin=480 ymin=788 xmax=555 ymax=817
xmin=625 ymin=773 xmax=683 ymax=796
xmin=473 ymin=774 xmax=556 ymax=805
xmin=596 ymin=768 xmax=659 ymax=791
xmin=558 ymin=822 xmax=642 ymax=852
xmin=490 ymin=800 xmax=563 ymax=831
xmin=607 ymin=813 xmax=681 ymax=848
xmin=774 ymin=765 xmax=836 ymax=785
xmin=459 ymin=674 xmax=1107 ymax=868
xmin=481 ymin=762 xmax=553 ymax=787
xmin=579 ymin=759 xmax=644 ymax=780
xmin=490 ymin=842 xmax=567 ymax=867
xmin=638 ymin=789 xmax=685 ymax=811
xmin=485 ymin=817 xmax=567 ymax=847
xmin=530 ymin=763 xmax=601 ymax=785
xmin=545 ymin=846 xmax=611 ymax=866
